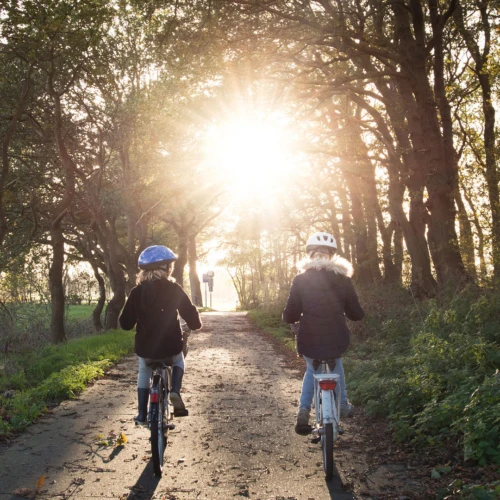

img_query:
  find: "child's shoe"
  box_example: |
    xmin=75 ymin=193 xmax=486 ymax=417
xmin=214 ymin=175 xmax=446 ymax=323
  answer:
xmin=294 ymin=408 xmax=312 ymax=435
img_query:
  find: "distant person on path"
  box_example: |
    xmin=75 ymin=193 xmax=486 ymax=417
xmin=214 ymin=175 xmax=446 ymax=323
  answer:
xmin=282 ymin=232 xmax=365 ymax=434
xmin=119 ymin=245 xmax=202 ymax=424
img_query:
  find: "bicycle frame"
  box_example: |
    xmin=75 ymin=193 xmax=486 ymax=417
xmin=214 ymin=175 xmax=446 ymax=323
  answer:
xmin=147 ymin=362 xmax=174 ymax=477
xmin=313 ymin=362 xmax=341 ymax=480
xmin=314 ymin=374 xmax=340 ymax=424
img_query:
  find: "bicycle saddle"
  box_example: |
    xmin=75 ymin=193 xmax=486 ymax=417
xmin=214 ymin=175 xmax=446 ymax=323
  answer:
xmin=145 ymin=357 xmax=174 ymax=368
xmin=312 ymin=359 xmax=337 ymax=371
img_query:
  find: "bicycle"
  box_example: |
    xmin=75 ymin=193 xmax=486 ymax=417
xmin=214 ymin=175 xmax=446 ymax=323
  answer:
xmin=312 ymin=359 xmax=341 ymax=481
xmin=145 ymin=326 xmax=190 ymax=476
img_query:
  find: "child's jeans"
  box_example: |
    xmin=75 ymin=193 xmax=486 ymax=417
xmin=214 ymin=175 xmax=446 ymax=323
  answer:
xmin=298 ymin=355 xmax=348 ymax=410
xmin=137 ymin=352 xmax=184 ymax=389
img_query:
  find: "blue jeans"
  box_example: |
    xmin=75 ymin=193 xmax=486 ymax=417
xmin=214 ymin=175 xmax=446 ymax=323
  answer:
xmin=299 ymin=355 xmax=348 ymax=410
xmin=137 ymin=353 xmax=184 ymax=389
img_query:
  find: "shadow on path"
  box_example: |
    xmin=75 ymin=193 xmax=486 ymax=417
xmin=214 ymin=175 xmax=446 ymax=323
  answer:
xmin=126 ymin=460 xmax=161 ymax=500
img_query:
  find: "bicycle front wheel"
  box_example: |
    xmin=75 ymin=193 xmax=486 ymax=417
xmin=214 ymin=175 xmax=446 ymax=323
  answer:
xmin=150 ymin=386 xmax=167 ymax=476
xmin=322 ymin=423 xmax=334 ymax=480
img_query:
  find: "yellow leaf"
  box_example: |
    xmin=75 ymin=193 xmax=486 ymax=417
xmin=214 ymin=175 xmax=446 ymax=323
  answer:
xmin=36 ymin=475 xmax=45 ymax=492
xmin=116 ymin=433 xmax=127 ymax=446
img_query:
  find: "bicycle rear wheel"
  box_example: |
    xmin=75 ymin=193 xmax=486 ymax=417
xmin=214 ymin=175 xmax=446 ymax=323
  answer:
xmin=150 ymin=378 xmax=167 ymax=476
xmin=322 ymin=423 xmax=334 ymax=480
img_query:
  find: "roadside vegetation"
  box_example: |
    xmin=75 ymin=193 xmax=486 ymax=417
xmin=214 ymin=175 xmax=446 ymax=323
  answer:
xmin=248 ymin=284 xmax=500 ymax=497
xmin=0 ymin=305 xmax=135 ymax=437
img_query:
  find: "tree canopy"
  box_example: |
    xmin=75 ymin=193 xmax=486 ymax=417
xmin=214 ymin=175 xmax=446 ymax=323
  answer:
xmin=0 ymin=0 xmax=499 ymax=332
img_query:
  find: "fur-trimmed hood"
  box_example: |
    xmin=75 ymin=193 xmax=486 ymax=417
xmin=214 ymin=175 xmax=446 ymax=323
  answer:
xmin=302 ymin=256 xmax=353 ymax=277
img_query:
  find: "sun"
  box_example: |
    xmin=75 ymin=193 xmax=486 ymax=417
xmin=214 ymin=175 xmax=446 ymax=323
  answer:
xmin=204 ymin=117 xmax=295 ymax=197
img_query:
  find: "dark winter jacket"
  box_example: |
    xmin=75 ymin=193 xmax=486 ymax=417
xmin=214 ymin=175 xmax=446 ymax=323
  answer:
xmin=119 ymin=278 xmax=202 ymax=359
xmin=282 ymin=257 xmax=364 ymax=360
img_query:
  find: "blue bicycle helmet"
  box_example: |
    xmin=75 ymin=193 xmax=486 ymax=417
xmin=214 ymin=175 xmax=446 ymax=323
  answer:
xmin=138 ymin=245 xmax=178 ymax=270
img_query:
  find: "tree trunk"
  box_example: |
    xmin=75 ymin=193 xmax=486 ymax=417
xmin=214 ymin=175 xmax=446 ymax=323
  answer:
xmin=91 ymin=263 xmax=105 ymax=331
xmin=454 ymin=0 xmax=500 ymax=283
xmin=103 ymin=233 xmax=127 ymax=329
xmin=49 ymin=91 xmax=75 ymax=342
xmin=349 ymin=86 xmax=429 ymax=290
xmin=49 ymin=224 xmax=67 ymax=343
xmin=338 ymin=184 xmax=353 ymax=262
xmin=326 ymin=192 xmax=343 ymax=255
xmin=456 ymin=189 xmax=476 ymax=280
xmin=172 ymin=230 xmax=188 ymax=287
xmin=389 ymin=180 xmax=437 ymax=296
xmin=345 ymin=171 xmax=373 ymax=282
xmin=394 ymin=224 xmax=403 ymax=285
xmin=188 ymin=234 xmax=203 ymax=306
xmin=462 ymin=183 xmax=488 ymax=280
xmin=391 ymin=0 xmax=466 ymax=287
xmin=104 ymin=265 xmax=126 ymax=330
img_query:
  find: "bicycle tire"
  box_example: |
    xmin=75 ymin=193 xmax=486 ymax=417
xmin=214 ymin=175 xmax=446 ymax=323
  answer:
xmin=322 ymin=423 xmax=334 ymax=480
xmin=151 ymin=379 xmax=166 ymax=476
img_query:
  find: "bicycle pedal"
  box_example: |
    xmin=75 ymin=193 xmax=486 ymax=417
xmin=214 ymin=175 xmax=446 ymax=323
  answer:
xmin=173 ymin=409 xmax=189 ymax=417
xmin=339 ymin=427 xmax=345 ymax=435
xmin=310 ymin=436 xmax=320 ymax=444
xmin=165 ymin=423 xmax=176 ymax=430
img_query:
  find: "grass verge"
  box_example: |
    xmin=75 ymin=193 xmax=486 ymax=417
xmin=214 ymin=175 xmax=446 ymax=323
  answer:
xmin=0 ymin=329 xmax=135 ymax=437
xmin=247 ymin=308 xmax=296 ymax=352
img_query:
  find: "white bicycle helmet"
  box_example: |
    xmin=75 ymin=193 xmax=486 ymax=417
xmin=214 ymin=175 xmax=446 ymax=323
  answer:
xmin=305 ymin=232 xmax=337 ymax=255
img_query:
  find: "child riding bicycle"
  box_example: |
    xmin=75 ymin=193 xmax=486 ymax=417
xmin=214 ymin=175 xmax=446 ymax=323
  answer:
xmin=282 ymin=232 xmax=365 ymax=434
xmin=119 ymin=245 xmax=202 ymax=424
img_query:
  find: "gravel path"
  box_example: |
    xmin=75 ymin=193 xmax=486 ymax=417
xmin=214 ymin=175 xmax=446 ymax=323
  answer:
xmin=0 ymin=312 xmax=423 ymax=499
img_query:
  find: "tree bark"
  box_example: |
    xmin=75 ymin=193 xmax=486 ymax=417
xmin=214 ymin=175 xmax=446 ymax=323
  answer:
xmin=338 ymin=183 xmax=353 ymax=262
xmin=49 ymin=224 xmax=67 ymax=343
xmin=456 ymin=189 xmax=476 ymax=280
xmin=91 ymin=262 xmax=105 ymax=331
xmin=104 ymin=261 xmax=126 ymax=329
xmin=188 ymin=234 xmax=203 ymax=306
xmin=349 ymin=84 xmax=435 ymax=293
xmin=172 ymin=230 xmax=188 ymax=287
xmin=48 ymin=90 xmax=76 ymax=343
xmin=462 ymin=183 xmax=488 ymax=280
xmin=345 ymin=170 xmax=373 ymax=282
xmin=393 ymin=0 xmax=467 ymax=286
xmin=454 ymin=1 xmax=500 ymax=283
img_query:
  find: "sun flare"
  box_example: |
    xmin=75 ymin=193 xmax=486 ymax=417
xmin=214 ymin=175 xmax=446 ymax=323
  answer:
xmin=205 ymin=118 xmax=295 ymax=197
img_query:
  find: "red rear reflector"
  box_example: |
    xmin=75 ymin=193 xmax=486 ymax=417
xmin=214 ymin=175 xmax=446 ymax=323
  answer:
xmin=150 ymin=392 xmax=158 ymax=403
xmin=319 ymin=380 xmax=337 ymax=391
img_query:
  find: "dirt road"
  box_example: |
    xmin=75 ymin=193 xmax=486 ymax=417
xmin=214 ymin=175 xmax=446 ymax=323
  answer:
xmin=0 ymin=312 xmax=423 ymax=499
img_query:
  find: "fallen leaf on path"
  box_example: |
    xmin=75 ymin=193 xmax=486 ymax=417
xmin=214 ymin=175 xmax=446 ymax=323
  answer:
xmin=35 ymin=475 xmax=45 ymax=493
xmin=116 ymin=433 xmax=127 ymax=446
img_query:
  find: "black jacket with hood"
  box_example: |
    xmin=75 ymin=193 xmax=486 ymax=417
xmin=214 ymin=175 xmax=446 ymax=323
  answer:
xmin=119 ymin=278 xmax=202 ymax=359
xmin=282 ymin=257 xmax=364 ymax=360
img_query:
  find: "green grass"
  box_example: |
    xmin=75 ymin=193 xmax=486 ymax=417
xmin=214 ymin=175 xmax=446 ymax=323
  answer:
xmin=66 ymin=304 xmax=96 ymax=321
xmin=247 ymin=308 xmax=296 ymax=351
xmin=0 ymin=329 xmax=135 ymax=436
